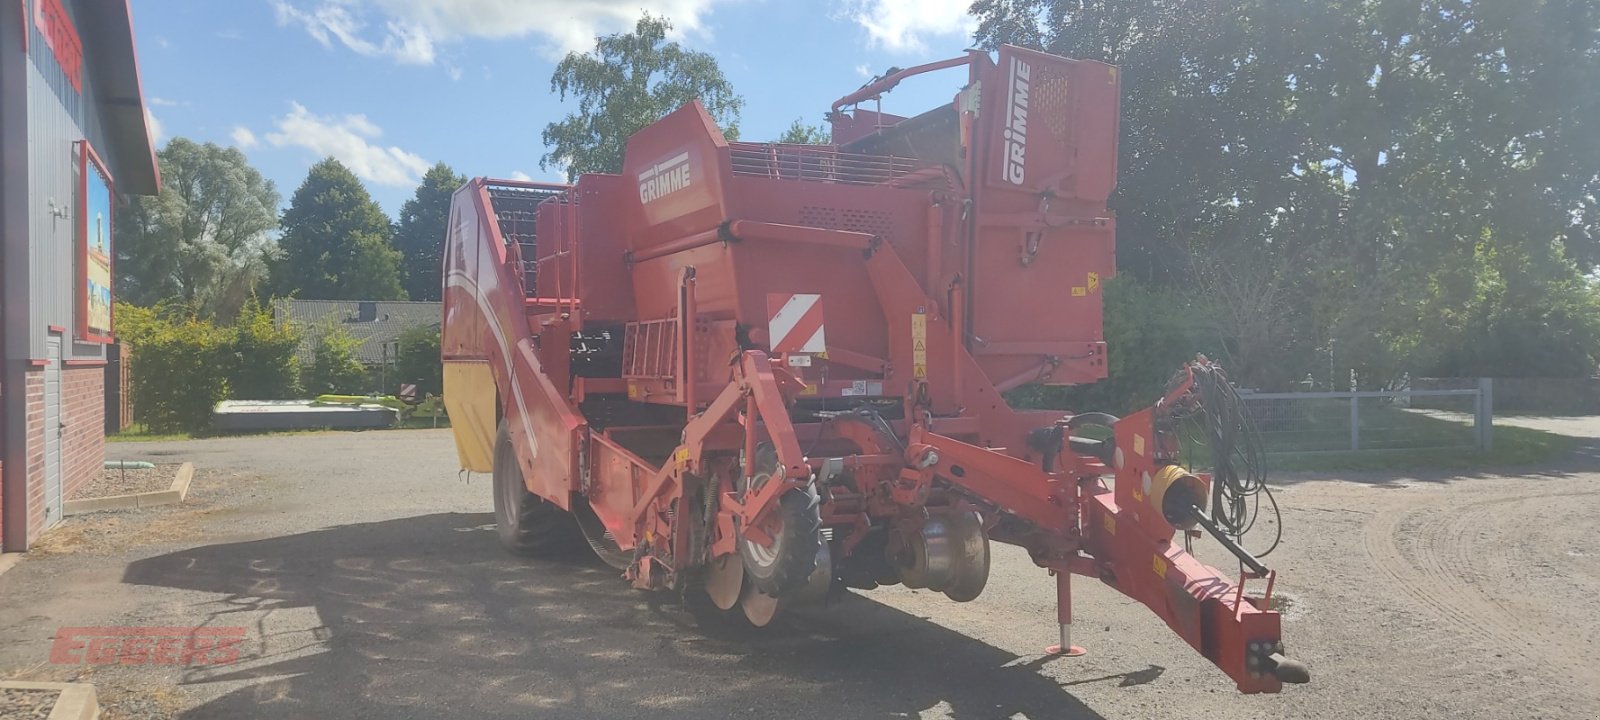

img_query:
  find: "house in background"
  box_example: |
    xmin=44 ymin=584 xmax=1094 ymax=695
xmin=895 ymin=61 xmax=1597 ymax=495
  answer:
xmin=1 ymin=1 xmax=162 ymax=551
xmin=273 ymin=299 xmax=442 ymax=381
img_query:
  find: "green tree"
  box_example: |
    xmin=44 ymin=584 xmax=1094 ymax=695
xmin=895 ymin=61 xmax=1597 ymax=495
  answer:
xmin=302 ymin=324 xmax=369 ymax=395
xmin=777 ymin=119 xmax=830 ymax=144
xmin=228 ymin=295 xmax=301 ymax=400
xmin=394 ymin=163 xmax=466 ymax=301
xmin=117 ymin=138 xmax=279 ymax=319
xmin=541 ymin=14 xmax=744 ymax=179
xmin=272 ymin=158 xmax=405 ymax=300
xmin=972 ymin=0 xmax=1600 ymax=386
xmin=394 ymin=324 xmax=443 ymax=397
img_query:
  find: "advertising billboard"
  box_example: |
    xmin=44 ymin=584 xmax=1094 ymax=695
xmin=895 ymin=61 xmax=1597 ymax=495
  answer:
xmin=79 ymin=142 xmax=115 ymax=343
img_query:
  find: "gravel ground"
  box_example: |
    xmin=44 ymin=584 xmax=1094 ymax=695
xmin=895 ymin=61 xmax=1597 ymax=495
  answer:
xmin=0 ymin=424 xmax=1595 ymax=719
xmin=76 ymin=464 xmax=183 ymax=499
xmin=0 ymin=688 xmax=56 ymax=720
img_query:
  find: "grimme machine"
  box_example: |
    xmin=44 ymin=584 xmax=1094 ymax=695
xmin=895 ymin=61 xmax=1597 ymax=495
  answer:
xmin=442 ymin=45 xmax=1310 ymax=692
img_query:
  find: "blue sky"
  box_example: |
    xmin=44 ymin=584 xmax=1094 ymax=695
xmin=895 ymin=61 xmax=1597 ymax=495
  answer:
xmin=131 ymin=0 xmax=981 ymax=216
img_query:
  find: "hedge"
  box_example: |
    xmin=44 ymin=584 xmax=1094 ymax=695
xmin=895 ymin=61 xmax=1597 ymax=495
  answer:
xmin=117 ymin=299 xmax=304 ymax=433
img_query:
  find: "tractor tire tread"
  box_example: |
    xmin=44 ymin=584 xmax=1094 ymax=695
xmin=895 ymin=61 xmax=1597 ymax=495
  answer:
xmin=493 ymin=421 xmax=582 ymax=557
xmin=742 ymin=483 xmax=823 ymax=597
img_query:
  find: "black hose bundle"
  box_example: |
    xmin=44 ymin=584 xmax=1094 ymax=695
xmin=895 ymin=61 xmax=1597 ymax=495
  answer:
xmin=1177 ymin=362 xmax=1283 ymax=558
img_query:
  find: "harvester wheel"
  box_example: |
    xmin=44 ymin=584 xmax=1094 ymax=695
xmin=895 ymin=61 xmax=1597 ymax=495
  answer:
xmin=493 ymin=421 xmax=580 ymax=556
xmin=738 ymin=444 xmax=822 ymax=597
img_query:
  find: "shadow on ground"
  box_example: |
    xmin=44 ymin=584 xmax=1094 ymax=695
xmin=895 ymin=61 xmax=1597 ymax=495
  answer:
xmin=124 ymin=512 xmax=1109 ymax=720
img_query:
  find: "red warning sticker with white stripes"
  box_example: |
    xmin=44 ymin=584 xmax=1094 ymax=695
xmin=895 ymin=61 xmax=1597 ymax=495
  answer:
xmin=767 ymin=293 xmax=826 ymax=354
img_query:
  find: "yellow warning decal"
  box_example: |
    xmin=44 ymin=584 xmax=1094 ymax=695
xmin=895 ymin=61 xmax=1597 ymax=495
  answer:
xmin=674 ymin=447 xmax=690 ymax=467
xmin=1153 ymin=555 xmax=1167 ymax=579
xmin=1088 ymin=272 xmax=1100 ymax=292
xmin=1103 ymin=513 xmax=1116 ymax=536
xmin=1072 ymin=286 xmax=1087 ymax=297
xmin=627 ymin=382 xmax=641 ymax=400
xmin=800 ymin=383 xmax=819 ymax=396
xmin=911 ymin=313 xmax=928 ymax=379
xmin=1133 ymin=433 xmax=1146 ymax=456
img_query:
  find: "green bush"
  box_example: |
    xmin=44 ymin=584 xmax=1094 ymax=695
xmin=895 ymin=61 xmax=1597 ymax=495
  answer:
xmin=394 ymin=324 xmax=442 ymax=397
xmin=119 ymin=297 xmax=310 ymax=432
xmin=115 ymin=302 xmax=161 ymax=343
xmin=121 ymin=303 xmax=233 ymax=433
xmin=303 ymin=324 xmax=368 ymax=395
xmin=228 ymin=296 xmax=301 ymax=399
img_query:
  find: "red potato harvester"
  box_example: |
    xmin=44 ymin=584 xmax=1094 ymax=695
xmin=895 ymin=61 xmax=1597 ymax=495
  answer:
xmin=441 ymin=44 xmax=1310 ymax=692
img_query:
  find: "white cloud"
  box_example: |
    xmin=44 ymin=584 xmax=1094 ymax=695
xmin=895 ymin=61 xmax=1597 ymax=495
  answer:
xmin=508 ymin=171 xmax=532 ymax=182
xmin=231 ymin=126 xmax=260 ymax=149
xmin=145 ymin=109 xmax=164 ymax=145
xmin=264 ymin=102 xmax=430 ymax=187
xmin=149 ymin=96 xmax=180 ymax=107
xmin=846 ymin=0 xmax=975 ymax=53
xmin=542 ymin=159 xmax=570 ymax=183
xmin=273 ymin=0 xmax=435 ymax=64
xmin=854 ymin=63 xmax=873 ymax=79
xmin=272 ymin=0 xmax=732 ymax=64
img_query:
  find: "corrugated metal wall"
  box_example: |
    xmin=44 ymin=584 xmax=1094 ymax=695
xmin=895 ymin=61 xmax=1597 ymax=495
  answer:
xmin=23 ymin=0 xmax=124 ymax=362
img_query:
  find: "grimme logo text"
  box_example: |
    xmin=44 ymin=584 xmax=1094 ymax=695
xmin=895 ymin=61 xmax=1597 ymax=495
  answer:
xmin=1003 ymin=57 xmax=1032 ymax=185
xmin=639 ymin=152 xmax=693 ymax=204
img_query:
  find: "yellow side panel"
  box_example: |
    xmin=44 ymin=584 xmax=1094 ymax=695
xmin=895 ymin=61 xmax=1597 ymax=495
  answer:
xmin=444 ymin=361 xmax=496 ymax=473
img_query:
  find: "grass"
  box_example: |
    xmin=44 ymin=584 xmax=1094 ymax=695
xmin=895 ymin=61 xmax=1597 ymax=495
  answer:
xmin=106 ymin=424 xmax=192 ymax=443
xmin=1263 ymin=428 xmax=1579 ymax=471
xmin=1255 ymin=406 xmax=1580 ymax=472
xmin=109 ymin=415 xmax=449 ymax=443
xmin=1160 ymin=401 xmax=1582 ymax=473
xmin=398 ymin=415 xmax=451 ymax=429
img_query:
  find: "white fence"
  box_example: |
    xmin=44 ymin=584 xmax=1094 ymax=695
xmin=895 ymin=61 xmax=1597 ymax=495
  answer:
xmin=1238 ymin=379 xmax=1493 ymax=454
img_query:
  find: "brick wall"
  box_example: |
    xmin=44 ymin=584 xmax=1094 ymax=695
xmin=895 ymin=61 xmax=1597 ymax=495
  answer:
xmin=14 ymin=367 xmax=105 ymax=545
xmin=111 ymin=344 xmax=133 ymax=433
xmin=60 ymin=367 xmax=104 ymax=506
xmin=24 ymin=370 xmax=42 ymax=542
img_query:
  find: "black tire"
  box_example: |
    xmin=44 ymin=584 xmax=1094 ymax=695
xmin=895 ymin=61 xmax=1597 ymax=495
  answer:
xmin=493 ymin=421 xmax=580 ymax=556
xmin=738 ymin=444 xmax=822 ymax=597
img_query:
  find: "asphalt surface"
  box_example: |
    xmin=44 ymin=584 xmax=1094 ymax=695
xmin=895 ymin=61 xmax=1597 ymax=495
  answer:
xmin=0 ymin=425 xmax=1596 ymax=719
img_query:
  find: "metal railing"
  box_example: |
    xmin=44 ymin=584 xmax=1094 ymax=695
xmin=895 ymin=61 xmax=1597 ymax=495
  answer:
xmin=1238 ymin=379 xmax=1494 ymax=454
xmin=485 ymin=182 xmax=569 ymax=298
xmin=728 ymin=143 xmax=924 ymax=185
